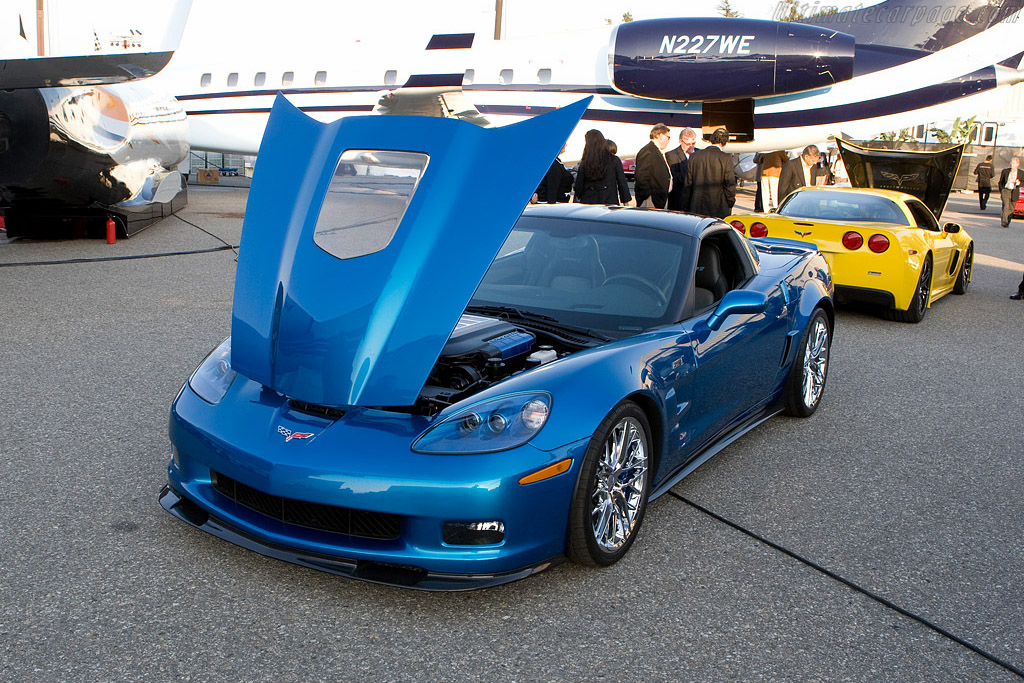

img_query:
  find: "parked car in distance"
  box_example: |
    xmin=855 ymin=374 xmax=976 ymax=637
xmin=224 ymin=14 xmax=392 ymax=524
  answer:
xmin=727 ymin=140 xmax=972 ymax=323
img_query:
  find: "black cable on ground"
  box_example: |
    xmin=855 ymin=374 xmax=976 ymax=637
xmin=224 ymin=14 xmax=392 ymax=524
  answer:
xmin=0 ymin=245 xmax=237 ymax=268
xmin=667 ymin=490 xmax=1024 ymax=680
xmin=171 ymin=213 xmax=240 ymax=258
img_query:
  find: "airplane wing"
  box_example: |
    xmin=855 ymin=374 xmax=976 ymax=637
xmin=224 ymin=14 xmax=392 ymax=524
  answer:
xmin=372 ymin=74 xmax=492 ymax=127
xmin=0 ymin=0 xmax=192 ymax=89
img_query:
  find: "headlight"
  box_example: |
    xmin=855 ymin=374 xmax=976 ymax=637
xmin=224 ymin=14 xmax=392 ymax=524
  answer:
xmin=188 ymin=337 xmax=237 ymax=404
xmin=412 ymin=392 xmax=552 ymax=454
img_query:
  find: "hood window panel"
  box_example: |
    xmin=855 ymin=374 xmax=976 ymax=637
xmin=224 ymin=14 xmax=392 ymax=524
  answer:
xmin=312 ymin=150 xmax=429 ymax=260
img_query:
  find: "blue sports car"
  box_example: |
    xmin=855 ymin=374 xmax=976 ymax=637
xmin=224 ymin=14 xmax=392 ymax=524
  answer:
xmin=160 ymin=96 xmax=834 ymax=590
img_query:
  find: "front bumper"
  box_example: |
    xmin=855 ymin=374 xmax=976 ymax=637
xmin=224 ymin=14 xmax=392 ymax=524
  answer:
xmin=159 ymin=486 xmax=561 ymax=590
xmin=162 ymin=377 xmax=589 ymax=589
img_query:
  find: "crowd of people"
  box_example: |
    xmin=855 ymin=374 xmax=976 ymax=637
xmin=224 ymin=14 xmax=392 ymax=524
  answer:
xmin=532 ymin=123 xmax=848 ymax=220
xmin=532 ymin=125 xmax=1024 ymax=301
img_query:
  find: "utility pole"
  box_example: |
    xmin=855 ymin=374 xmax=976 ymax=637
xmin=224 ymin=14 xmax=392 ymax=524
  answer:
xmin=494 ymin=0 xmax=504 ymax=40
xmin=36 ymin=0 xmax=45 ymax=56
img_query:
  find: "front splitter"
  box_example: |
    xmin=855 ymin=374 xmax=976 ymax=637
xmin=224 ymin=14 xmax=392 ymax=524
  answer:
xmin=159 ymin=485 xmax=562 ymax=591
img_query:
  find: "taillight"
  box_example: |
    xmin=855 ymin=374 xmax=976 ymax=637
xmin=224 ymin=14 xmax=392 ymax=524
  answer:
xmin=730 ymin=220 xmax=745 ymax=235
xmin=750 ymin=222 xmax=768 ymax=238
xmin=868 ymin=234 xmax=890 ymax=253
xmin=842 ymin=231 xmax=863 ymax=250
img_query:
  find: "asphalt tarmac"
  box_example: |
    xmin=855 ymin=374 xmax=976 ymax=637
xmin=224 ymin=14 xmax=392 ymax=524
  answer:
xmin=1 ymin=185 xmax=1022 ymax=682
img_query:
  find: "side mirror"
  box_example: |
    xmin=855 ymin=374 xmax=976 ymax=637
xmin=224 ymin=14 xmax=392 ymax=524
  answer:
xmin=706 ymin=290 xmax=768 ymax=331
xmin=943 ymin=222 xmax=961 ymax=233
xmin=768 ymin=208 xmax=778 ymax=214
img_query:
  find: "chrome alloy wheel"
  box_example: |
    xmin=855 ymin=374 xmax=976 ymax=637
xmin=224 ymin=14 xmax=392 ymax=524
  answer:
xmin=802 ymin=317 xmax=830 ymax=409
xmin=591 ymin=416 xmax=649 ymax=552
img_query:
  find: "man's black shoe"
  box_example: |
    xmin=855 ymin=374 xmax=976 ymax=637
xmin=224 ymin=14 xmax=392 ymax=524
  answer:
xmin=1011 ymin=293 xmax=1024 ymax=300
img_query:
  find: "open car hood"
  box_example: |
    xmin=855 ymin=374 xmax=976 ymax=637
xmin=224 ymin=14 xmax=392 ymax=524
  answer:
xmin=230 ymin=95 xmax=590 ymax=408
xmin=837 ymin=138 xmax=964 ymax=219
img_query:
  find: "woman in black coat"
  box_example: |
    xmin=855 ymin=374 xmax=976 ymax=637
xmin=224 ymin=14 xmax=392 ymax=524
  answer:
xmin=572 ymin=129 xmax=631 ymax=205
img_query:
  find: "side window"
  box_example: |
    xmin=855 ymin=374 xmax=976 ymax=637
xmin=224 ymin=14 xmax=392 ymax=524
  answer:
xmin=693 ymin=229 xmax=756 ymax=309
xmin=254 ymin=72 xmax=266 ymax=87
xmin=906 ymin=200 xmax=939 ymax=231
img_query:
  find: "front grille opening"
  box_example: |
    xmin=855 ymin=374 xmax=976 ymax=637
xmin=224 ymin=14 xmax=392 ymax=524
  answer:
xmin=288 ymin=400 xmax=346 ymax=420
xmin=211 ymin=471 xmax=401 ymax=540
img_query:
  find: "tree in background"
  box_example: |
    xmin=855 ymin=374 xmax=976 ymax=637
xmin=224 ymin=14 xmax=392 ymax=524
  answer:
xmin=718 ymin=0 xmax=742 ymax=17
xmin=873 ymin=128 xmax=915 ymax=149
xmin=929 ymin=116 xmax=978 ymax=144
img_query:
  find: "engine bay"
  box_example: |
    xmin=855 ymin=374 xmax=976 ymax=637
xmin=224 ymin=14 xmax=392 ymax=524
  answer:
xmin=416 ymin=313 xmax=577 ymax=415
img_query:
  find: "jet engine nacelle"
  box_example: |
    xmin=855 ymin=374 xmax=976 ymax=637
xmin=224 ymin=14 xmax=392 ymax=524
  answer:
xmin=0 ymin=82 xmax=189 ymax=238
xmin=609 ymin=18 xmax=856 ymax=101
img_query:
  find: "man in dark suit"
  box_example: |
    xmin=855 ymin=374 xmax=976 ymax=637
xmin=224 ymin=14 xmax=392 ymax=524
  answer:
xmin=999 ymin=156 xmax=1022 ymax=229
xmin=634 ymin=123 xmax=672 ymax=208
xmin=974 ymin=154 xmax=995 ymax=210
xmin=684 ymin=128 xmax=735 ymax=219
xmin=665 ymin=128 xmax=697 ymax=211
xmin=778 ymin=145 xmax=830 ymax=202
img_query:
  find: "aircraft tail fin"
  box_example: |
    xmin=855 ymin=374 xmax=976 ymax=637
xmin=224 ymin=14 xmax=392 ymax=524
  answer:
xmin=999 ymin=50 xmax=1024 ymax=69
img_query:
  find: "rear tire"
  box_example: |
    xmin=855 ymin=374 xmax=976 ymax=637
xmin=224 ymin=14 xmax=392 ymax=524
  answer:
xmin=782 ymin=309 xmax=830 ymax=417
xmin=887 ymin=255 xmax=931 ymax=323
xmin=953 ymin=244 xmax=972 ymax=295
xmin=567 ymin=402 xmax=651 ymax=567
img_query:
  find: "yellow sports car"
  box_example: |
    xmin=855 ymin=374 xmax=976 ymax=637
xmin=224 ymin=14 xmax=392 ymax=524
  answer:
xmin=727 ymin=140 xmax=972 ymax=322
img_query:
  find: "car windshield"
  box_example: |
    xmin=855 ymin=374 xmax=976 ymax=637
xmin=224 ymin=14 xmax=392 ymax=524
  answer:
xmin=471 ymin=215 xmax=693 ymax=337
xmin=778 ymin=190 xmax=909 ymax=225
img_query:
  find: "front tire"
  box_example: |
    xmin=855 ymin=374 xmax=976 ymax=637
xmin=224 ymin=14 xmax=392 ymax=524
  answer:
xmin=887 ymin=254 xmax=932 ymax=323
xmin=782 ymin=309 xmax=831 ymax=417
xmin=953 ymin=244 xmax=973 ymax=295
xmin=567 ymin=402 xmax=652 ymax=567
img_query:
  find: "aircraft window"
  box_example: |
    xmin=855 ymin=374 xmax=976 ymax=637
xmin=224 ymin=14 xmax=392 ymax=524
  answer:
xmin=313 ymin=150 xmax=429 ymax=261
xmin=499 ymin=69 xmax=513 ymax=84
xmin=315 ymin=71 xmax=327 ymax=86
xmin=254 ymin=72 xmax=266 ymax=87
xmin=463 ymin=69 xmax=475 ymax=85
xmin=983 ymin=124 xmax=996 ymax=143
xmin=384 ymin=70 xmax=397 ymax=86
xmin=200 ymin=73 xmax=211 ymax=88
xmin=968 ymin=125 xmax=978 ymax=143
xmin=282 ymin=71 xmax=295 ymax=86
xmin=227 ymin=72 xmax=238 ymax=87
xmin=537 ymin=69 xmax=551 ymax=84
xmin=915 ymin=124 xmax=925 ymax=139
